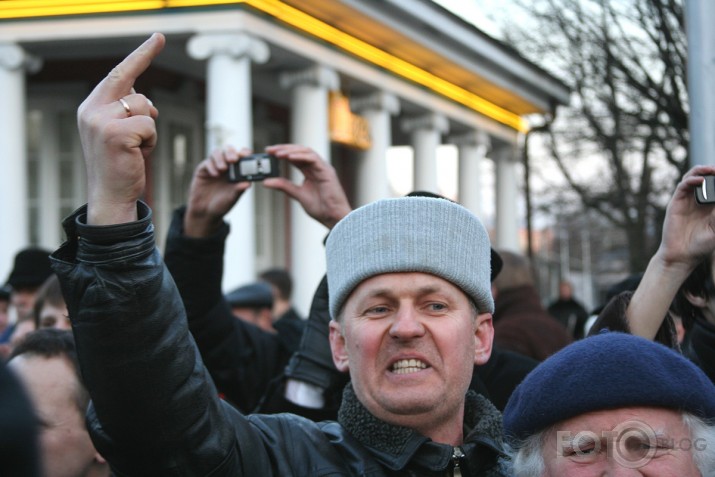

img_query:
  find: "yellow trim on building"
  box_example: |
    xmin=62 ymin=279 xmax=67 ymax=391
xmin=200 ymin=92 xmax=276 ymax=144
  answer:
xmin=0 ymin=0 xmax=529 ymax=132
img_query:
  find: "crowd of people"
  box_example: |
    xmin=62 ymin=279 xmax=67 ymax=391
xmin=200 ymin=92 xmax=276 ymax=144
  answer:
xmin=2 ymin=33 xmax=715 ymax=476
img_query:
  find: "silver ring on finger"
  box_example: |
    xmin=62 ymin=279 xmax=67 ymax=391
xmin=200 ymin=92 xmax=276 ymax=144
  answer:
xmin=118 ymin=97 xmax=132 ymax=117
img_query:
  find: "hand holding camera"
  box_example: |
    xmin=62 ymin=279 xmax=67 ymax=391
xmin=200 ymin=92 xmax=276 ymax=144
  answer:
xmin=183 ymin=146 xmax=252 ymax=238
xmin=655 ymin=166 xmax=715 ymax=270
xmin=261 ymin=144 xmax=352 ymax=229
xmin=694 ymin=175 xmax=715 ymax=204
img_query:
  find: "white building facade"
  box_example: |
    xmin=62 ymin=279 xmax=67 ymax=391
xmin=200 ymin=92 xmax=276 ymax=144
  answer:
xmin=0 ymin=0 xmax=570 ymax=316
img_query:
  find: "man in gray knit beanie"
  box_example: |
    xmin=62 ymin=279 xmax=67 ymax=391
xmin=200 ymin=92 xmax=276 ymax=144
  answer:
xmin=61 ymin=34 xmax=509 ymax=476
xmin=326 ymin=196 xmax=495 ymax=320
xmin=324 ymin=195 xmax=507 ymax=474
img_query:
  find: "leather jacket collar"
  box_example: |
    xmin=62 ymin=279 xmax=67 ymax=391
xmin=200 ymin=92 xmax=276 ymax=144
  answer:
xmin=337 ymin=384 xmax=510 ymax=475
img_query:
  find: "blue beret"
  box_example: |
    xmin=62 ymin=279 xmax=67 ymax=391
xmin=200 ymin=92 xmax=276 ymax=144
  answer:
xmin=503 ymin=331 xmax=715 ymax=441
xmin=225 ymin=282 xmax=273 ymax=309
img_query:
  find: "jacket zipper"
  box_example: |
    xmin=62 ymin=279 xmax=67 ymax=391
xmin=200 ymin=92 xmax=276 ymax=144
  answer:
xmin=452 ymin=446 xmax=464 ymax=477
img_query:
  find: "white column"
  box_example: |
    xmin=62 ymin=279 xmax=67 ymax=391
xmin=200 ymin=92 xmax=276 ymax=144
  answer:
xmin=352 ymin=92 xmax=400 ymax=206
xmin=452 ymin=130 xmax=490 ymax=216
xmin=280 ymin=65 xmax=339 ymax=317
xmin=686 ymin=0 xmax=715 ymax=166
xmin=188 ymin=33 xmax=269 ymax=291
xmin=493 ymin=144 xmax=520 ymax=251
xmin=0 ymin=44 xmax=41 ymax=280
xmin=401 ymin=114 xmax=449 ymax=193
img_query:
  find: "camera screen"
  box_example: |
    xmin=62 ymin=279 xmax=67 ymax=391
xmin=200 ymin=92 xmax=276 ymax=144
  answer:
xmin=240 ymin=157 xmax=272 ymax=176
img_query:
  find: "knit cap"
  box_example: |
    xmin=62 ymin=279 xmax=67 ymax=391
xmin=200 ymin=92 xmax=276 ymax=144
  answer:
xmin=326 ymin=196 xmax=494 ymax=319
xmin=503 ymin=331 xmax=715 ymax=441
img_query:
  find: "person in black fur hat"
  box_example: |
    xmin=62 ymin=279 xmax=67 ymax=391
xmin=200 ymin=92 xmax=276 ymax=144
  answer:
xmin=1 ymin=248 xmax=53 ymax=348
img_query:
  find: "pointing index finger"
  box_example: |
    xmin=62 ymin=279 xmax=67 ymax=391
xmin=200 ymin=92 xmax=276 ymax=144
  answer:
xmin=89 ymin=33 xmax=166 ymax=104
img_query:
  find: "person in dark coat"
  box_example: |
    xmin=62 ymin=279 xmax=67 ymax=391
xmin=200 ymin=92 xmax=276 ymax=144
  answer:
xmin=546 ymin=280 xmax=589 ymax=339
xmin=52 ymin=34 xmax=511 ymax=476
xmin=491 ymin=250 xmax=572 ymax=361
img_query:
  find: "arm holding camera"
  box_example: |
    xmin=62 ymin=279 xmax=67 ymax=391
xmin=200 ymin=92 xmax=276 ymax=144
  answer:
xmin=622 ymin=166 xmax=715 ymax=339
xmin=166 ymin=146 xmax=295 ymax=412
xmin=262 ymin=144 xmax=352 ymax=229
xmin=256 ymin=145 xmax=352 ymax=412
xmin=167 ymin=143 xmax=350 ymax=413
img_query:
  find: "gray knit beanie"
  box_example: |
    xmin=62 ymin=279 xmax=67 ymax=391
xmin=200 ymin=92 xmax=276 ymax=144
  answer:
xmin=326 ymin=196 xmax=494 ymax=319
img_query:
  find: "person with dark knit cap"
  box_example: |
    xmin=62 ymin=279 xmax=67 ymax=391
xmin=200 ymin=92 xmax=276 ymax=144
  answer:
xmin=503 ymin=332 xmax=715 ymax=476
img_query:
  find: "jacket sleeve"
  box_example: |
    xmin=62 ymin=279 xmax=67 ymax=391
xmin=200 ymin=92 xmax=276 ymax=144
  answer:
xmin=163 ymin=207 xmax=287 ymax=412
xmin=51 ymin=203 xmax=240 ymax=476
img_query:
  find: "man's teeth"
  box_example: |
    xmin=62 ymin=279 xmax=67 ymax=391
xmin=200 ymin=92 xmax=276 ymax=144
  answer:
xmin=392 ymin=359 xmax=427 ymax=374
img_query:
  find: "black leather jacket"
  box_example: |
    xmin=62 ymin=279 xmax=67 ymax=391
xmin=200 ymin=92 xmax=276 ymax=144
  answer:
xmin=51 ymin=203 xmax=511 ymax=476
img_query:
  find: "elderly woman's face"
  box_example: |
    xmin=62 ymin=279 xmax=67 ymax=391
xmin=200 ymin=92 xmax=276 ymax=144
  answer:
xmin=541 ymin=406 xmax=700 ymax=476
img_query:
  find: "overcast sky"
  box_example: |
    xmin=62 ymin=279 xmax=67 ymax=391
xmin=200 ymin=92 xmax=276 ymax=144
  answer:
xmin=431 ymin=0 xmax=512 ymax=39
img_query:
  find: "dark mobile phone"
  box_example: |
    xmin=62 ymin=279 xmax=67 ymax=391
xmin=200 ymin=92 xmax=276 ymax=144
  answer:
xmin=695 ymin=176 xmax=715 ymax=204
xmin=228 ymin=153 xmax=280 ymax=182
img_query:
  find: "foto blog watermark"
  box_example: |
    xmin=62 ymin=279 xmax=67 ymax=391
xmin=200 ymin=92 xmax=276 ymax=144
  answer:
xmin=556 ymin=419 xmax=707 ymax=468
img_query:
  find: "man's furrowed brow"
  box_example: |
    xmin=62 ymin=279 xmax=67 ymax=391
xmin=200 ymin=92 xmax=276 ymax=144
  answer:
xmin=362 ymin=288 xmax=394 ymax=300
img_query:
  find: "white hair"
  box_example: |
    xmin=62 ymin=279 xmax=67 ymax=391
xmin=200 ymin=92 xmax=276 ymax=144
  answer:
xmin=683 ymin=414 xmax=715 ymax=476
xmin=509 ymin=425 xmax=550 ymax=477
xmin=511 ymin=412 xmax=715 ymax=477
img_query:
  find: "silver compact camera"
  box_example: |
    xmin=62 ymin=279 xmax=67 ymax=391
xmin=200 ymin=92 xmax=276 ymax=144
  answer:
xmin=695 ymin=176 xmax=715 ymax=204
xmin=228 ymin=153 xmax=280 ymax=182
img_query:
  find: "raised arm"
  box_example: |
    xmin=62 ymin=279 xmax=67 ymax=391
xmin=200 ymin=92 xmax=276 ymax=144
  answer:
xmin=164 ymin=147 xmax=289 ymax=412
xmin=53 ymin=34 xmax=241 ymax=475
xmin=626 ymin=165 xmax=715 ymax=339
xmin=78 ymin=33 xmax=163 ymax=225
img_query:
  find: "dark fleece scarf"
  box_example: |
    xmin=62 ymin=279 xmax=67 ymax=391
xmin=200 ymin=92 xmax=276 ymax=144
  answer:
xmin=337 ymin=384 xmax=511 ymax=476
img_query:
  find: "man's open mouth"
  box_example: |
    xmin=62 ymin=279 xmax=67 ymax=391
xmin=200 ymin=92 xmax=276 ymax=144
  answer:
xmin=391 ymin=359 xmax=428 ymax=374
